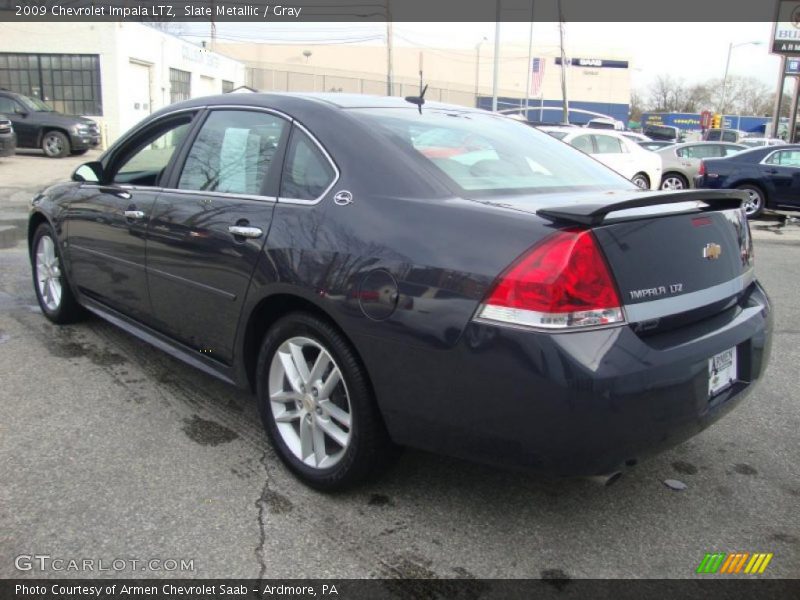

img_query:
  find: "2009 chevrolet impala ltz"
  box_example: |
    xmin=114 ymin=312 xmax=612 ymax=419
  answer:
xmin=28 ymin=93 xmax=772 ymax=489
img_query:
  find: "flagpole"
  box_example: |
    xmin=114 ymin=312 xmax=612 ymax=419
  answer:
xmin=523 ymin=0 xmax=534 ymax=120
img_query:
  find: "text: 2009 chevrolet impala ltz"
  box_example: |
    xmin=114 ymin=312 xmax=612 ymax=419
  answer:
xmin=28 ymin=94 xmax=771 ymax=489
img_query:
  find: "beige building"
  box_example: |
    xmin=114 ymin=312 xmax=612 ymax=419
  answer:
xmin=216 ymin=41 xmax=631 ymax=121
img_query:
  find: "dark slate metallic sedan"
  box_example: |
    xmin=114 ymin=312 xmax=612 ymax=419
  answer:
xmin=28 ymin=94 xmax=772 ymax=489
xmin=695 ymin=144 xmax=800 ymax=218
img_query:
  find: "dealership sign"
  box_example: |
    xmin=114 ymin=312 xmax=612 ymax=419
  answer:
xmin=773 ymin=0 xmax=800 ymax=54
xmin=554 ymin=57 xmax=629 ymax=69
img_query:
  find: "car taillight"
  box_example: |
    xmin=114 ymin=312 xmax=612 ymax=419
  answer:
xmin=476 ymin=229 xmax=625 ymax=330
xmin=698 ymin=161 xmax=706 ymax=176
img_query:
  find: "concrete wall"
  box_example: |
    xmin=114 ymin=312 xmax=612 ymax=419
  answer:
xmin=0 ymin=22 xmax=246 ymax=143
xmin=216 ymin=42 xmax=631 ymax=110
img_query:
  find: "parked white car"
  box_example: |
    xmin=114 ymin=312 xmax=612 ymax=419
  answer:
xmin=739 ymin=137 xmax=786 ymax=148
xmin=540 ymin=127 xmax=662 ymax=190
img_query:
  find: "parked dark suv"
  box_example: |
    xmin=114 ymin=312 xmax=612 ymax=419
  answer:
xmin=0 ymin=89 xmax=99 ymax=158
xmin=0 ymin=113 xmax=15 ymax=157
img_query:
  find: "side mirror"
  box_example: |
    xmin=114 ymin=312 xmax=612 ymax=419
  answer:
xmin=14 ymin=108 xmax=28 ymax=117
xmin=72 ymin=161 xmax=103 ymax=183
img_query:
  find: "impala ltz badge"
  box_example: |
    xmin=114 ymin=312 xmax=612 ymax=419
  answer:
xmin=703 ymin=243 xmax=722 ymax=260
xmin=333 ymin=190 xmax=353 ymax=206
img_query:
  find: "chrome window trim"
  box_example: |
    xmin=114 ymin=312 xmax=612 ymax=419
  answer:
xmin=278 ymin=121 xmax=341 ymax=206
xmin=161 ymin=188 xmax=278 ymax=203
xmin=172 ymin=104 xmax=294 ymax=201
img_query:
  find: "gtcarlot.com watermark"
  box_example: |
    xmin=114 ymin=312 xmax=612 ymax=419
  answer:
xmin=14 ymin=554 xmax=195 ymax=573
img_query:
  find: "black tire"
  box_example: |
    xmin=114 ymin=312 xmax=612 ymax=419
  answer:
xmin=70 ymin=148 xmax=89 ymax=156
xmin=659 ymin=172 xmax=689 ymax=190
xmin=31 ymin=222 xmax=85 ymax=324
xmin=737 ymin=184 xmax=765 ymax=219
xmin=256 ymin=311 xmax=397 ymax=491
xmin=632 ymin=172 xmax=650 ymax=189
xmin=41 ymin=130 xmax=70 ymax=158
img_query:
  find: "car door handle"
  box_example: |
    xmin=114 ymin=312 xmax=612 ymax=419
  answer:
xmin=228 ymin=225 xmax=263 ymax=239
xmin=124 ymin=210 xmax=146 ymax=219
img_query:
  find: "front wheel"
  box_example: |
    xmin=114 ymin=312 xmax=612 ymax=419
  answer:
xmin=42 ymin=131 xmax=70 ymax=158
xmin=738 ymin=184 xmax=765 ymax=218
xmin=256 ymin=312 xmax=397 ymax=491
xmin=31 ymin=223 xmax=85 ymax=323
xmin=631 ymin=173 xmax=650 ymax=189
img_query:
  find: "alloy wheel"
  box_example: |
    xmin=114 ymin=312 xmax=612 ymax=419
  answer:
xmin=660 ymin=176 xmax=686 ymax=190
xmin=742 ymin=188 xmax=763 ymax=216
xmin=44 ymin=134 xmax=63 ymax=157
xmin=268 ymin=336 xmax=352 ymax=469
xmin=632 ymin=175 xmax=649 ymax=189
xmin=35 ymin=235 xmax=62 ymax=311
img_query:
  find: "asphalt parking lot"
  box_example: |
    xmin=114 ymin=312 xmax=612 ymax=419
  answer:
xmin=0 ymin=152 xmax=798 ymax=581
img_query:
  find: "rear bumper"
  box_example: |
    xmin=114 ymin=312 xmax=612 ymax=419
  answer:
xmin=0 ymin=132 xmax=16 ymax=157
xmin=367 ymin=281 xmax=772 ymax=476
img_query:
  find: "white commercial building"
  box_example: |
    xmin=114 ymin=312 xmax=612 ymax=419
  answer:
xmin=0 ymin=22 xmax=246 ymax=145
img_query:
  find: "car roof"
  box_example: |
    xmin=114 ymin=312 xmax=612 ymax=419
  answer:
xmin=158 ymin=92 xmax=480 ymax=117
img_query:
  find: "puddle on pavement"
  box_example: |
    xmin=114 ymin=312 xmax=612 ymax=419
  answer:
xmin=0 ymin=219 xmax=28 ymax=249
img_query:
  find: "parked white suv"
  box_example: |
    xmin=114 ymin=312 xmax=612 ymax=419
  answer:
xmin=540 ymin=127 xmax=662 ymax=190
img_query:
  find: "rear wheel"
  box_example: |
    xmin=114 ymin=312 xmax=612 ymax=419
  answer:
xmin=31 ymin=223 xmax=85 ymax=324
xmin=738 ymin=184 xmax=765 ymax=218
xmin=660 ymin=172 xmax=688 ymax=190
xmin=42 ymin=131 xmax=70 ymax=158
xmin=631 ymin=173 xmax=650 ymax=189
xmin=255 ymin=312 xmax=396 ymax=491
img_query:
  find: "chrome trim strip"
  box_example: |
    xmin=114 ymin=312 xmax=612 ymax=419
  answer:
xmin=624 ymin=269 xmax=754 ymax=323
xmin=147 ymin=267 xmax=237 ymax=301
xmin=278 ymin=121 xmax=340 ymax=206
xmin=160 ymin=187 xmax=277 ymax=203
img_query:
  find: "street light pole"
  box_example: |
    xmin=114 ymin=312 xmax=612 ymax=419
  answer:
xmin=491 ymin=2 xmax=501 ymax=112
xmin=719 ymin=42 xmax=733 ymax=136
xmin=719 ymin=40 xmax=762 ymax=136
xmin=474 ymin=37 xmax=487 ymax=108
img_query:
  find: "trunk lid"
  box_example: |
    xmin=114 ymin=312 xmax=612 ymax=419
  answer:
xmin=535 ymin=190 xmax=754 ymax=328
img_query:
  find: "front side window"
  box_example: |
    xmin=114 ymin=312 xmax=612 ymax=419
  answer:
xmin=357 ymin=108 xmax=632 ymax=194
xmin=113 ymin=118 xmax=192 ymax=186
xmin=280 ymin=129 xmax=336 ymax=201
xmin=178 ymin=110 xmax=287 ymax=196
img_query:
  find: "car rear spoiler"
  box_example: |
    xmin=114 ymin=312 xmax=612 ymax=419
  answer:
xmin=537 ymin=190 xmax=747 ymax=226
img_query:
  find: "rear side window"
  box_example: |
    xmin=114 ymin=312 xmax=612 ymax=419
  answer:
xmin=593 ymin=135 xmax=624 ymax=154
xmin=766 ymin=150 xmax=800 ymax=167
xmin=280 ymin=129 xmax=336 ymax=201
xmin=569 ymin=135 xmax=593 ymax=154
xmin=678 ymin=145 xmax=722 ymax=159
xmin=178 ymin=110 xmax=287 ymax=196
xmin=357 ymin=108 xmax=632 ymax=194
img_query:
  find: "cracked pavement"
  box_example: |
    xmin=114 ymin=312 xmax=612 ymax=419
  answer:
xmin=1 ymin=154 xmax=798 ymax=580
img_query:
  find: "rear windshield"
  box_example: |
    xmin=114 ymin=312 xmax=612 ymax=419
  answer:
xmin=354 ymin=108 xmax=633 ymax=195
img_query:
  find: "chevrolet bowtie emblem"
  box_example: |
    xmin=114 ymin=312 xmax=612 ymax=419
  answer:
xmin=703 ymin=243 xmax=722 ymax=260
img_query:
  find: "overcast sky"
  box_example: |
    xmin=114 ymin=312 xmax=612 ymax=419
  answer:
xmin=182 ymin=21 xmax=782 ymax=94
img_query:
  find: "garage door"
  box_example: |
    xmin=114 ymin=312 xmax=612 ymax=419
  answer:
xmin=198 ymin=75 xmax=216 ymax=97
xmin=124 ymin=61 xmax=152 ymax=132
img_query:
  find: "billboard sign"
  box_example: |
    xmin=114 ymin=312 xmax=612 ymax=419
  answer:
xmin=773 ymin=0 xmax=800 ymax=54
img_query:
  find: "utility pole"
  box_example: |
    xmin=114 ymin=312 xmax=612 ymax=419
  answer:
xmin=558 ymin=0 xmax=569 ymax=124
xmin=523 ymin=0 xmax=534 ymax=118
xmin=491 ymin=0 xmax=501 ymax=112
xmin=386 ymin=1 xmax=394 ymax=96
xmin=719 ymin=42 xmax=733 ymax=136
xmin=474 ymin=37 xmax=486 ymax=107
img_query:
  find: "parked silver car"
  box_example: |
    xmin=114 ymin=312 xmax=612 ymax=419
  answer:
xmin=656 ymin=141 xmax=746 ymax=190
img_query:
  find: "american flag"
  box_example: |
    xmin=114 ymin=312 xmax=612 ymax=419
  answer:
xmin=530 ymin=57 xmax=546 ymax=96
